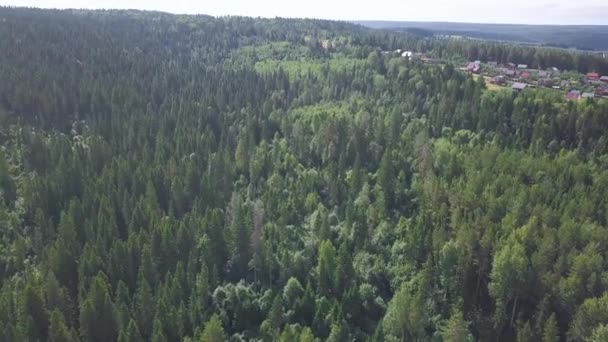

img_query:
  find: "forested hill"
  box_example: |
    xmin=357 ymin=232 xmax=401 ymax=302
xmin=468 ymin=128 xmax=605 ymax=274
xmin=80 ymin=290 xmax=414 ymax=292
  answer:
xmin=357 ymin=21 xmax=608 ymax=51
xmin=2 ymin=7 xmax=608 ymax=342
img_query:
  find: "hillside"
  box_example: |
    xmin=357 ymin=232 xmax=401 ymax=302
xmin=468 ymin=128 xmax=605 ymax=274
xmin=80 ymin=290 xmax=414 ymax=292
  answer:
xmin=358 ymin=21 xmax=608 ymax=51
xmin=1 ymin=7 xmax=608 ymax=342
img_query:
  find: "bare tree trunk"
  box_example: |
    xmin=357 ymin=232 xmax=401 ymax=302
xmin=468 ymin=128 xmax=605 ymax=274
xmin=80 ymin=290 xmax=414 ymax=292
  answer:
xmin=510 ymin=293 xmax=519 ymax=327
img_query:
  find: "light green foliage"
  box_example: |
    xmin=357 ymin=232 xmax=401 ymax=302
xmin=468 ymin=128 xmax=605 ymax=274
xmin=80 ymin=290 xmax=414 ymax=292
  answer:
xmin=441 ymin=309 xmax=473 ymax=342
xmin=200 ymin=314 xmax=226 ymax=342
xmin=542 ymin=314 xmax=558 ymax=342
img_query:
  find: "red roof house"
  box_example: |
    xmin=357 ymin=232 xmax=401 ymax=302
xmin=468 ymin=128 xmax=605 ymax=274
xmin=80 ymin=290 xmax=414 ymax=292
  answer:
xmin=520 ymin=71 xmax=531 ymax=79
xmin=587 ymin=72 xmax=599 ymax=81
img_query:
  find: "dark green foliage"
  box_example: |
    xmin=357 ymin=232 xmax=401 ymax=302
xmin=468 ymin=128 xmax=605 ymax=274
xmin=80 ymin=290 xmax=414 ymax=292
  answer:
xmin=1 ymin=7 xmax=608 ymax=342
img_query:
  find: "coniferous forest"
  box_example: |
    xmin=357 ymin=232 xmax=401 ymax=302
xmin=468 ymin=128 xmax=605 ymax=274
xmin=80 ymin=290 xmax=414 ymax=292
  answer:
xmin=2 ymin=7 xmax=608 ymax=342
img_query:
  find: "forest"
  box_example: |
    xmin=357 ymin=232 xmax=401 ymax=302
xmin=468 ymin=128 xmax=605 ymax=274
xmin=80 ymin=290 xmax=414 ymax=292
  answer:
xmin=358 ymin=21 xmax=608 ymax=52
xmin=1 ymin=7 xmax=608 ymax=342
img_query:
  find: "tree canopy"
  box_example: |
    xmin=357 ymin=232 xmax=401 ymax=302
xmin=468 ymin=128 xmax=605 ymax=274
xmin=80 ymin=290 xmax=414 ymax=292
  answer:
xmin=1 ymin=7 xmax=608 ymax=341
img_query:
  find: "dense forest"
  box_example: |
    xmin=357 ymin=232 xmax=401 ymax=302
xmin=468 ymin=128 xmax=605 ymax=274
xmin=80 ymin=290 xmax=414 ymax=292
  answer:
xmin=1 ymin=7 xmax=608 ymax=342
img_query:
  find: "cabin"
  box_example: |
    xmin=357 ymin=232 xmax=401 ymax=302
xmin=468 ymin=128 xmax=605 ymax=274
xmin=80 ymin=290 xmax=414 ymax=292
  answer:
xmin=506 ymin=62 xmax=517 ymax=69
xmin=586 ymin=72 xmax=600 ymax=81
xmin=517 ymin=64 xmax=528 ymax=69
xmin=401 ymin=51 xmax=413 ymax=58
xmin=520 ymin=71 xmax=531 ymax=79
xmin=600 ymin=76 xmax=608 ymax=83
xmin=512 ymin=82 xmax=528 ymax=91
xmin=566 ymin=90 xmax=582 ymax=101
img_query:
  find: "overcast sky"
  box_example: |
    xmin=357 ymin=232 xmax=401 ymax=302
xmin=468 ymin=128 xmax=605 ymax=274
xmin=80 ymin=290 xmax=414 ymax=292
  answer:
xmin=1 ymin=0 xmax=608 ymax=25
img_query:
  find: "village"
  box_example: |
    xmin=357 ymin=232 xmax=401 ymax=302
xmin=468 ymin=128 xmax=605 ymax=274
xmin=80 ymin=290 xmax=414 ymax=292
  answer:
xmin=464 ymin=59 xmax=608 ymax=101
xmin=387 ymin=49 xmax=608 ymax=101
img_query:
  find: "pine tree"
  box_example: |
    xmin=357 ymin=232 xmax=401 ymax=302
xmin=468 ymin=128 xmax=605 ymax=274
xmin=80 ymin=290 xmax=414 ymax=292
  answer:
xmin=79 ymin=273 xmax=118 ymax=342
xmin=21 ymin=285 xmax=49 ymax=342
xmin=133 ymin=274 xmax=155 ymax=340
xmin=228 ymin=194 xmax=251 ymax=279
xmin=200 ymin=314 xmax=226 ymax=342
xmin=542 ymin=314 xmax=559 ymax=342
xmin=327 ymin=321 xmax=349 ymax=342
xmin=334 ymin=242 xmax=354 ymax=295
xmin=269 ymin=294 xmax=285 ymax=331
xmin=48 ymin=309 xmax=73 ymax=342
xmin=317 ymin=240 xmax=337 ymax=297
xmin=118 ymin=319 xmax=144 ymax=342
xmin=151 ymin=318 xmax=167 ymax=342
xmin=441 ymin=309 xmax=473 ymax=342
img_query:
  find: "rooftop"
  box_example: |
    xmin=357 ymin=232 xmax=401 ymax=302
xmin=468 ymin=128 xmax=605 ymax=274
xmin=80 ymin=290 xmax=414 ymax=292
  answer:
xmin=512 ymin=82 xmax=527 ymax=90
xmin=582 ymin=92 xmax=595 ymax=98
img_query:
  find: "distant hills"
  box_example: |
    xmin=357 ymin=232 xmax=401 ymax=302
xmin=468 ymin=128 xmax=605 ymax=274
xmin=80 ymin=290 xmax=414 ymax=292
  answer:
xmin=356 ymin=21 xmax=608 ymax=51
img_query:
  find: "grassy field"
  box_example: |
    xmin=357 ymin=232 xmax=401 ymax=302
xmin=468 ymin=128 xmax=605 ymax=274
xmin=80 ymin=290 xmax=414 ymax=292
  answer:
xmin=471 ymin=73 xmax=504 ymax=91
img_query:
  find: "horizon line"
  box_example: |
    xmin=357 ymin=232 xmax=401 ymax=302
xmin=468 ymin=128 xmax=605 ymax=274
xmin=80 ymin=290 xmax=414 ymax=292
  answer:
xmin=2 ymin=5 xmax=608 ymax=27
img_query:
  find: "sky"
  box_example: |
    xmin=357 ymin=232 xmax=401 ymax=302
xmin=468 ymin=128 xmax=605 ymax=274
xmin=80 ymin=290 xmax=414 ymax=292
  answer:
xmin=1 ymin=0 xmax=608 ymax=25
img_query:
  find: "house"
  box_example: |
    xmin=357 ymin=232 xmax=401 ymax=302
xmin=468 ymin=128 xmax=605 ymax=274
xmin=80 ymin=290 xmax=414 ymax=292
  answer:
xmin=582 ymin=92 xmax=595 ymax=99
xmin=488 ymin=61 xmax=498 ymax=67
xmin=394 ymin=49 xmax=402 ymax=54
xmin=538 ymin=71 xmax=549 ymax=77
xmin=517 ymin=64 xmax=528 ymax=69
xmin=552 ymin=67 xmax=560 ymax=72
xmin=600 ymin=76 xmax=608 ymax=83
xmin=408 ymin=52 xmax=424 ymax=60
xmin=538 ymin=78 xmax=555 ymax=87
xmin=491 ymin=75 xmax=506 ymax=85
xmin=586 ymin=72 xmax=599 ymax=81
xmin=512 ymin=82 xmax=528 ymax=91
xmin=520 ymin=71 xmax=531 ymax=79
xmin=401 ymin=51 xmax=413 ymax=58
xmin=566 ymin=90 xmax=581 ymax=101
xmin=506 ymin=62 xmax=517 ymax=69
xmin=467 ymin=61 xmax=481 ymax=73
xmin=505 ymin=69 xmax=517 ymax=77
